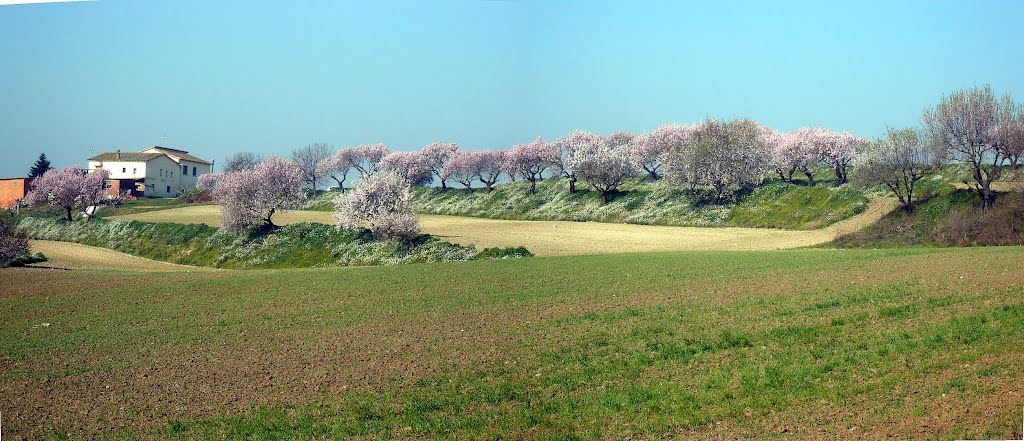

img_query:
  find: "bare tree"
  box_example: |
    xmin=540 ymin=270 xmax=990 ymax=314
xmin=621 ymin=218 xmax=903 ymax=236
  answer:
xmin=853 ymin=128 xmax=942 ymax=212
xmin=922 ymin=84 xmax=1019 ymax=210
xmin=223 ymin=152 xmax=263 ymax=173
xmin=291 ymin=143 xmax=333 ymax=196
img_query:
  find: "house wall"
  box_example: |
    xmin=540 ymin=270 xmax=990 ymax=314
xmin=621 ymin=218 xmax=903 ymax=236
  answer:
xmin=0 ymin=178 xmax=31 ymax=208
xmin=87 ymin=160 xmax=147 ymax=179
xmin=176 ymin=160 xmax=212 ymax=191
xmin=143 ymin=155 xmax=185 ymax=197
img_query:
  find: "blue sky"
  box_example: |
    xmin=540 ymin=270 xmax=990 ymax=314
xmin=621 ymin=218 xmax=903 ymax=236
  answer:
xmin=1 ymin=0 xmax=1022 ymax=177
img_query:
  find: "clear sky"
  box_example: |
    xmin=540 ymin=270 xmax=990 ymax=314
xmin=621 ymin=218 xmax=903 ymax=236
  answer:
xmin=1 ymin=0 xmax=1022 ymax=177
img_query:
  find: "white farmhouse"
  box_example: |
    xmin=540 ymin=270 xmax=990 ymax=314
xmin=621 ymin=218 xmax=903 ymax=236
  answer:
xmin=87 ymin=146 xmax=213 ymax=197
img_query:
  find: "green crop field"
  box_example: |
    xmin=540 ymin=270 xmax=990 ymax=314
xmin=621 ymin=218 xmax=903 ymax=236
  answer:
xmin=3 ymin=246 xmax=1023 ymax=439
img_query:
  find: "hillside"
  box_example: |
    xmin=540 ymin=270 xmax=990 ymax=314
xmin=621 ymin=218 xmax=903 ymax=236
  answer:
xmin=403 ymin=178 xmax=869 ymax=230
xmin=832 ymin=183 xmax=1024 ymax=248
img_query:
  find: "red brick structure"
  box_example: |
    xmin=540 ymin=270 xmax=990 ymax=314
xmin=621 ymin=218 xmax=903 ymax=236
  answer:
xmin=0 ymin=177 xmax=33 ymax=208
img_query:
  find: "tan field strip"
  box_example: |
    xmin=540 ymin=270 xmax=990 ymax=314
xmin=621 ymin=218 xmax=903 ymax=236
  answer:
xmin=108 ymin=198 xmax=895 ymax=256
xmin=28 ymin=240 xmax=214 ymax=272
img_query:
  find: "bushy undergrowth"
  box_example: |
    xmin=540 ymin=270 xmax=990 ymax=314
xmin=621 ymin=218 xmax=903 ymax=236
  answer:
xmin=18 ymin=217 xmax=519 ymax=269
xmin=412 ymin=178 xmax=868 ymax=230
xmin=833 ymin=187 xmax=1024 ymax=248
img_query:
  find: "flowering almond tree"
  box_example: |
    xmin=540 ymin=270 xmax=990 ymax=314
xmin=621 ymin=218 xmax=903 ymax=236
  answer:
xmin=215 ymin=157 xmax=305 ymax=234
xmin=379 ymin=151 xmax=433 ymax=185
xmin=420 ymin=141 xmax=459 ymax=189
xmin=334 ymin=171 xmax=419 ymax=239
xmin=444 ymin=151 xmax=481 ymax=192
xmin=349 ymin=143 xmax=390 ymax=176
xmin=764 ymin=128 xmax=798 ymax=183
xmin=554 ymin=130 xmax=604 ymax=194
xmin=785 ymin=127 xmax=831 ymax=187
xmin=922 ymin=84 xmax=1019 ymax=210
xmin=854 ymin=127 xmax=942 ymax=212
xmin=27 ymin=165 xmax=109 ymax=221
xmin=662 ymin=119 xmax=769 ymax=201
xmin=820 ymin=131 xmax=864 ymax=185
xmin=475 ymin=150 xmax=506 ymax=192
xmin=637 ymin=125 xmax=690 ymax=180
xmin=316 ymin=148 xmax=356 ymax=191
xmin=197 ymin=173 xmax=221 ymax=191
xmin=507 ymin=137 xmax=559 ymax=194
xmin=991 ymin=119 xmax=1024 ymax=169
xmin=570 ymin=136 xmax=637 ymax=203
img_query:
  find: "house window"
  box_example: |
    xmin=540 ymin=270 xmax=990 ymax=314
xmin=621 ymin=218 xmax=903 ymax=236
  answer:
xmin=122 ymin=167 xmax=126 ymax=173
xmin=192 ymin=166 xmax=196 ymax=176
xmin=182 ymin=165 xmax=188 ymax=174
xmin=166 ymin=186 xmax=171 ymax=193
xmin=133 ymin=168 xmax=137 ymax=174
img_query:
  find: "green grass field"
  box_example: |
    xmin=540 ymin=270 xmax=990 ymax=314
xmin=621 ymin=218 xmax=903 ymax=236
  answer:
xmin=3 ymin=246 xmax=1023 ymax=439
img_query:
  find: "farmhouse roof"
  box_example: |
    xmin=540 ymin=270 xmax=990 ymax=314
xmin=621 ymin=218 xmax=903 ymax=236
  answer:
xmin=88 ymin=152 xmax=166 ymax=162
xmin=142 ymin=146 xmax=213 ymax=165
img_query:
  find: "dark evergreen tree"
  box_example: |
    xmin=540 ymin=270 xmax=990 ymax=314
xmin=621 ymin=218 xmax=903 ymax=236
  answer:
xmin=28 ymin=153 xmax=52 ymax=178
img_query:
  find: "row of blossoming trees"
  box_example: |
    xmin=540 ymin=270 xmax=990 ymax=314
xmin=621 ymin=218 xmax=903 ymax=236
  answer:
xmin=312 ymin=121 xmax=866 ymax=204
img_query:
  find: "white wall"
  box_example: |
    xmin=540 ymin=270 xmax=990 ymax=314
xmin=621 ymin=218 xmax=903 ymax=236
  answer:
xmin=142 ymin=155 xmax=184 ymax=197
xmin=87 ymin=160 xmax=146 ymax=179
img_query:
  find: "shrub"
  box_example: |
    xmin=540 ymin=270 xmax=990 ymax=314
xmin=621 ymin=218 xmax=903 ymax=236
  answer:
xmin=476 ymin=246 xmax=534 ymax=259
xmin=0 ymin=210 xmax=31 ymax=267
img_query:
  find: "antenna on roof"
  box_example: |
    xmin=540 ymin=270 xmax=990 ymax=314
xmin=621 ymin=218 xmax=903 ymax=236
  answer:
xmin=160 ymin=132 xmax=168 ymax=146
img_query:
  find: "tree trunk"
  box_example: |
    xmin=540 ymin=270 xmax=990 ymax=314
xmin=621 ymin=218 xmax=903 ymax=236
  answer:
xmin=804 ymin=170 xmax=815 ymax=187
xmin=602 ymin=191 xmax=610 ymax=204
xmin=66 ymin=207 xmax=73 ymax=221
xmin=440 ymin=179 xmax=447 ymax=190
xmin=266 ymin=208 xmax=276 ymax=227
xmin=529 ymin=179 xmax=536 ymax=194
xmin=568 ymin=178 xmax=577 ymax=194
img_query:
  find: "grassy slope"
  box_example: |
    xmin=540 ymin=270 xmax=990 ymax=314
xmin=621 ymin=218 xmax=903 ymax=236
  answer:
xmin=17 ymin=217 xmax=484 ymax=268
xmin=408 ymin=178 xmax=868 ymax=230
xmin=2 ymin=247 xmax=1023 ymax=439
xmin=832 ymin=185 xmax=978 ymax=248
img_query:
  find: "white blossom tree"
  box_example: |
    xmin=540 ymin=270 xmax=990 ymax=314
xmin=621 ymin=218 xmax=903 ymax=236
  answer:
xmin=569 ymin=135 xmax=637 ymax=203
xmin=334 ymin=171 xmax=419 ymax=239
xmin=922 ymin=84 xmax=1020 ymax=210
xmin=854 ymin=127 xmax=942 ymax=212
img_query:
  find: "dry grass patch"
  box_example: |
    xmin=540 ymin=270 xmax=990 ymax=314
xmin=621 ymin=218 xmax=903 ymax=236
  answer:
xmin=108 ymin=198 xmax=896 ymax=256
xmin=27 ymin=240 xmax=214 ymax=272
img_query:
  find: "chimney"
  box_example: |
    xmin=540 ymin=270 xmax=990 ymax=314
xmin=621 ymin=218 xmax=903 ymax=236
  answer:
xmin=116 ymin=149 xmax=121 ymax=160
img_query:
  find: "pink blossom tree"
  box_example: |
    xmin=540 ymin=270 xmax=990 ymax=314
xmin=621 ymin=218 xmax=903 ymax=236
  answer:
xmin=764 ymin=128 xmax=798 ymax=183
xmin=506 ymin=137 xmax=559 ymax=194
xmin=27 ymin=166 xmax=109 ymax=221
xmin=349 ymin=143 xmax=390 ymax=176
xmin=640 ymin=125 xmax=692 ymax=180
xmin=420 ymin=141 xmax=460 ymax=189
xmin=378 ymin=151 xmax=433 ymax=185
xmin=214 ymin=157 xmax=306 ymax=234
xmin=316 ymin=148 xmax=356 ymax=191
xmin=662 ymin=118 xmax=769 ymax=202
xmin=553 ymin=130 xmax=604 ymax=194
xmin=819 ymin=131 xmax=864 ymax=185
xmin=475 ymin=150 xmax=506 ymax=192
xmin=991 ymin=117 xmax=1024 ymax=169
xmin=569 ymin=136 xmax=637 ymax=203
xmin=197 ymin=173 xmax=221 ymax=191
xmin=444 ymin=151 xmax=481 ymax=192
xmin=785 ymin=127 xmax=831 ymax=187
xmin=334 ymin=170 xmax=419 ymax=239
